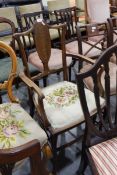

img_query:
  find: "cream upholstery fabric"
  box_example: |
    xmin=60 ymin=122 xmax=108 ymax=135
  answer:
xmin=0 ymin=35 xmax=12 ymax=45
xmin=34 ymin=81 xmax=105 ymax=131
xmin=66 ymin=40 xmax=102 ymax=57
xmin=80 ymin=62 xmax=117 ymax=95
xmin=49 ymin=28 xmax=59 ymax=40
xmin=89 ymin=137 xmax=117 ymax=175
xmin=0 ymin=35 xmax=34 ymax=50
xmin=0 ymin=7 xmax=18 ymax=30
xmin=0 ymin=103 xmax=47 ymax=149
xmin=28 ymin=48 xmax=72 ymax=71
xmin=86 ymin=0 xmax=110 ymax=23
xmin=18 ymin=3 xmax=42 ymax=14
xmin=47 ymin=0 xmax=70 ymax=11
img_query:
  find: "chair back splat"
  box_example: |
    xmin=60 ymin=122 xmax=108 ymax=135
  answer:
xmin=76 ymin=44 xmax=117 ymax=174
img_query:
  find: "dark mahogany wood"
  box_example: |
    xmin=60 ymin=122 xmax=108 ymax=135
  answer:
xmin=76 ymin=44 xmax=117 ymax=174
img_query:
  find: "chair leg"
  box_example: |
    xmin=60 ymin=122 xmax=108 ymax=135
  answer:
xmin=76 ymin=142 xmax=88 ymax=175
xmin=69 ymin=67 xmax=72 ymax=82
xmin=30 ymin=152 xmax=49 ymax=175
xmin=28 ymin=88 xmax=35 ymax=117
xmin=0 ymin=164 xmax=14 ymax=175
xmin=43 ymin=77 xmax=48 ymax=87
xmin=51 ymin=135 xmax=58 ymax=175
xmin=0 ymin=94 xmax=2 ymax=104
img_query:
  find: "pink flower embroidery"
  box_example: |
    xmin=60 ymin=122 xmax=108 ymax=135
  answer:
xmin=3 ymin=125 xmax=19 ymax=137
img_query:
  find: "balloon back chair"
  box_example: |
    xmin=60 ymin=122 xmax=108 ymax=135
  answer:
xmin=76 ymin=44 xmax=117 ymax=174
xmin=0 ymin=41 xmax=49 ymax=175
xmin=0 ymin=17 xmax=40 ymax=105
xmin=17 ymin=19 xmax=110 ymax=174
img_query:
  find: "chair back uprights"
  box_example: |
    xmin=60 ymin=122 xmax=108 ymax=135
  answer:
xmin=54 ymin=6 xmax=78 ymax=40
xmin=76 ymin=44 xmax=117 ymax=147
xmin=107 ymin=16 xmax=117 ymax=64
xmin=0 ymin=41 xmax=17 ymax=103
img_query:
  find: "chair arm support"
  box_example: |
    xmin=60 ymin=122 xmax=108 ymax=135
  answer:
xmin=19 ymin=72 xmax=44 ymax=100
xmin=66 ymin=53 xmax=95 ymax=64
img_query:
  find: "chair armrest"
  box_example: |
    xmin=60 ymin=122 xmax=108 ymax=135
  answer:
xmin=19 ymin=72 xmax=50 ymax=127
xmin=67 ymin=52 xmax=95 ymax=64
xmin=19 ymin=72 xmax=44 ymax=100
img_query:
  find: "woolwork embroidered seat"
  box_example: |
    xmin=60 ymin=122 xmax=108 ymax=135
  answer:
xmin=0 ymin=103 xmax=47 ymax=149
xmin=34 ymin=81 xmax=105 ymax=132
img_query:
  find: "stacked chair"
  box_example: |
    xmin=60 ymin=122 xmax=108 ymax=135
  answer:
xmin=0 ymin=41 xmax=49 ymax=175
xmin=0 ymin=1 xmax=117 ymax=174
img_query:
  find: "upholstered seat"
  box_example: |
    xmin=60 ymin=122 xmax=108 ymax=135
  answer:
xmin=0 ymin=103 xmax=47 ymax=148
xmin=89 ymin=137 xmax=117 ymax=175
xmin=0 ymin=57 xmax=38 ymax=83
xmin=28 ymin=49 xmax=72 ymax=71
xmin=49 ymin=28 xmax=60 ymax=40
xmin=66 ymin=40 xmax=102 ymax=57
xmin=80 ymin=62 xmax=117 ymax=95
xmin=34 ymin=81 xmax=105 ymax=133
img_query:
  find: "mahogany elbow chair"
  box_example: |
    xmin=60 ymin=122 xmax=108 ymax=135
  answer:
xmin=15 ymin=19 xmax=110 ymax=174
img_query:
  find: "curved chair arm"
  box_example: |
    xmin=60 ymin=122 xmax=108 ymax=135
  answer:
xmin=19 ymin=72 xmax=44 ymax=100
xmin=0 ymin=41 xmax=18 ymax=103
xmin=19 ymin=72 xmax=50 ymax=128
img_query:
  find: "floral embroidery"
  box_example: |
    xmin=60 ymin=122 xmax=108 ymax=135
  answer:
xmin=0 ymin=104 xmax=30 ymax=148
xmin=45 ymin=84 xmax=78 ymax=107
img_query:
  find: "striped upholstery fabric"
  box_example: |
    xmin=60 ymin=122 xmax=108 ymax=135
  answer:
xmin=89 ymin=137 xmax=117 ymax=175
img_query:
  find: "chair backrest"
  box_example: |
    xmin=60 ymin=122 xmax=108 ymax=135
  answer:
xmin=76 ymin=44 xmax=117 ymax=146
xmin=54 ymin=7 xmax=78 ymax=40
xmin=18 ymin=11 xmax=44 ymax=31
xmin=76 ymin=22 xmax=109 ymax=55
xmin=107 ymin=16 xmax=117 ymax=46
xmin=16 ymin=2 xmax=43 ymax=29
xmin=0 ymin=41 xmax=17 ymax=102
xmin=13 ymin=20 xmax=68 ymax=80
xmin=85 ymin=0 xmax=110 ymax=23
xmin=107 ymin=16 xmax=117 ymax=63
xmin=0 ymin=17 xmax=16 ymax=46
